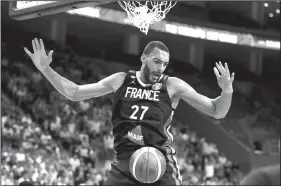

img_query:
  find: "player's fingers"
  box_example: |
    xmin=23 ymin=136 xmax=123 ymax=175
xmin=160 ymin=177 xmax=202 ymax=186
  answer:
xmin=225 ymin=62 xmax=230 ymax=74
xmin=215 ymin=62 xmax=223 ymax=74
xmin=32 ymin=40 xmax=37 ymax=52
xmin=214 ymin=67 xmax=221 ymax=78
xmin=24 ymin=47 xmax=32 ymax=57
xmin=34 ymin=38 xmax=41 ymax=51
xmin=39 ymin=39 xmax=46 ymax=54
xmin=219 ymin=61 xmax=226 ymax=73
xmin=48 ymin=50 xmax=54 ymax=61
xmin=230 ymin=72 xmax=235 ymax=82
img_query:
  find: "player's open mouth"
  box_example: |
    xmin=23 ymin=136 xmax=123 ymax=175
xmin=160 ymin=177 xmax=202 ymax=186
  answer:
xmin=152 ymin=72 xmax=160 ymax=79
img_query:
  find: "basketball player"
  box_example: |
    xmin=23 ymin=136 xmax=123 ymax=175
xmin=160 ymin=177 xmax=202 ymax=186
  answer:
xmin=240 ymin=139 xmax=280 ymax=185
xmin=24 ymin=38 xmax=234 ymax=185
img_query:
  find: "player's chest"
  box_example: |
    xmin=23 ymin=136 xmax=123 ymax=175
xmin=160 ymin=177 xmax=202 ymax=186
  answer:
xmin=115 ymin=85 xmax=170 ymax=118
xmin=121 ymin=86 xmax=162 ymax=102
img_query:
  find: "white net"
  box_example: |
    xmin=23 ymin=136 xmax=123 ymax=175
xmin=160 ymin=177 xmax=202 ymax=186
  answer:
xmin=118 ymin=1 xmax=177 ymax=35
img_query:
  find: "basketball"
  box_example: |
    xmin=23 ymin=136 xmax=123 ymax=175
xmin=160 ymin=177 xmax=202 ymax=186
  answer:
xmin=129 ymin=146 xmax=167 ymax=183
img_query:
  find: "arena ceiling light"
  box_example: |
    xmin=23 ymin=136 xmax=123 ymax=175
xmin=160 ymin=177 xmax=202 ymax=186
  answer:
xmin=177 ymin=26 xmax=206 ymax=39
xmin=266 ymin=40 xmax=280 ymax=48
xmin=264 ymin=3 xmax=269 ymax=7
xmin=67 ymin=7 xmax=100 ymax=18
xmin=269 ymin=13 xmax=274 ymax=17
xmin=276 ymin=9 xmax=280 ymax=13
xmin=206 ymin=31 xmax=220 ymax=41
xmin=165 ymin=24 xmax=178 ymax=34
xmin=218 ymin=33 xmax=238 ymax=44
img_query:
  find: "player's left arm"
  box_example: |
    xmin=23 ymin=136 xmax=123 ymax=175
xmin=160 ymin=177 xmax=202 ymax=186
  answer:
xmin=170 ymin=62 xmax=234 ymax=119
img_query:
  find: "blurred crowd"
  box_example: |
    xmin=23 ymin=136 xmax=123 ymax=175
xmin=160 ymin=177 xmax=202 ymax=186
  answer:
xmin=171 ymin=122 xmax=244 ymax=185
xmin=2 ymin=40 xmax=116 ymax=185
xmin=2 ymin=21 xmax=280 ymax=185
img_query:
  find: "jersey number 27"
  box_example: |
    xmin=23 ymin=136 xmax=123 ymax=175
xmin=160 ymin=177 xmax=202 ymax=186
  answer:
xmin=130 ymin=105 xmax=149 ymax=120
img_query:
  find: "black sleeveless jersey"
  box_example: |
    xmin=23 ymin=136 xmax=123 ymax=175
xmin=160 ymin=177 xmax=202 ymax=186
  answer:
xmin=111 ymin=70 xmax=176 ymax=160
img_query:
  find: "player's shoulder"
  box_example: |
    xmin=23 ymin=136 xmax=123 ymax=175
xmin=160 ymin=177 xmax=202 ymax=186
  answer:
xmin=109 ymin=72 xmax=127 ymax=81
xmin=166 ymin=76 xmax=181 ymax=84
xmin=115 ymin=71 xmax=127 ymax=77
xmin=106 ymin=72 xmax=127 ymax=92
xmin=165 ymin=76 xmax=191 ymax=98
xmin=118 ymin=70 xmax=137 ymax=78
xmin=166 ymin=76 xmax=192 ymax=89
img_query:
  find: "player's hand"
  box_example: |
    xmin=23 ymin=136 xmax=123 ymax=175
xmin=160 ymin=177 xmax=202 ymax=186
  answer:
xmin=214 ymin=61 xmax=234 ymax=92
xmin=24 ymin=38 xmax=54 ymax=72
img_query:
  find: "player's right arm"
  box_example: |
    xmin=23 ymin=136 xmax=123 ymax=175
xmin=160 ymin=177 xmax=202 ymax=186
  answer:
xmin=24 ymin=38 xmax=126 ymax=101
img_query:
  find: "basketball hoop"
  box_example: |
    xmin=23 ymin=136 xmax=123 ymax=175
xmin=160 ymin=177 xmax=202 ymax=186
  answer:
xmin=118 ymin=1 xmax=177 ymax=35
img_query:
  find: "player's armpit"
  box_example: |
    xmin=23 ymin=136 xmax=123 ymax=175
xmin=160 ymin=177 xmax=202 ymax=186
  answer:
xmin=167 ymin=77 xmax=217 ymax=118
xmin=73 ymin=72 xmax=127 ymax=101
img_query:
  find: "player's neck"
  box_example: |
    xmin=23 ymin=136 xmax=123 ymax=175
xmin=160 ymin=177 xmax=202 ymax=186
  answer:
xmin=137 ymin=71 xmax=150 ymax=84
xmin=137 ymin=71 xmax=164 ymax=86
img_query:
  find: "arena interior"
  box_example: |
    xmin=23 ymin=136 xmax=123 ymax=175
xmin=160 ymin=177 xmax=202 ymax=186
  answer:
xmin=1 ymin=1 xmax=280 ymax=185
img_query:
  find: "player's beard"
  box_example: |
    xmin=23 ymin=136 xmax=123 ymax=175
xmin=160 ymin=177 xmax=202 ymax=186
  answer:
xmin=143 ymin=64 xmax=151 ymax=83
xmin=143 ymin=63 xmax=160 ymax=84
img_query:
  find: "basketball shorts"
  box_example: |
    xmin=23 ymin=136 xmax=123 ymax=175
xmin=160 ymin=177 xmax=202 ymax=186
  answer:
xmin=104 ymin=157 xmax=182 ymax=185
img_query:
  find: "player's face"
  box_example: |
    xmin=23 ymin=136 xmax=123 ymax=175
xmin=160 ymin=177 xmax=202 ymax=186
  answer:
xmin=142 ymin=48 xmax=169 ymax=84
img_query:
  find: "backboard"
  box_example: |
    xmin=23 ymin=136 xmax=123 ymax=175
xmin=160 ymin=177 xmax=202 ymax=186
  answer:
xmin=9 ymin=0 xmax=117 ymax=21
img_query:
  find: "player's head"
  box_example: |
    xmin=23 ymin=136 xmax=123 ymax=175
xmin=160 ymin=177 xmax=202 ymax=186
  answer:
xmin=140 ymin=41 xmax=170 ymax=84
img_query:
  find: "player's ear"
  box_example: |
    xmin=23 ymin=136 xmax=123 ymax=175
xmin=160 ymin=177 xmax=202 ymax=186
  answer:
xmin=140 ymin=54 xmax=146 ymax=63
